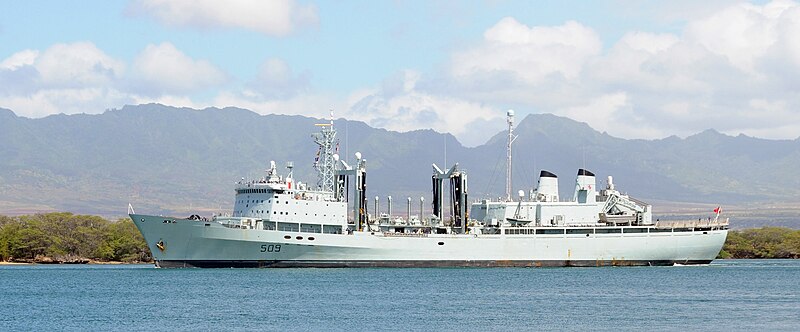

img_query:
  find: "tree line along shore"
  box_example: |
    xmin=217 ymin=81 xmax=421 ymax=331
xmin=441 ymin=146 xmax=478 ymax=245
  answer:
xmin=0 ymin=213 xmax=150 ymax=264
xmin=1 ymin=213 xmax=798 ymax=264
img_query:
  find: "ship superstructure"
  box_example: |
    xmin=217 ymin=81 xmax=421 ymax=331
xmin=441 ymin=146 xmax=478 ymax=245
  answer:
xmin=130 ymin=111 xmax=728 ymax=268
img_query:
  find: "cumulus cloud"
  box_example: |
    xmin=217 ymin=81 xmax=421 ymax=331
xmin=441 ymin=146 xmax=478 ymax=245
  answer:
xmin=422 ymin=1 xmax=800 ymax=140
xmin=448 ymin=18 xmax=601 ymax=98
xmin=245 ymin=58 xmax=310 ymax=99
xmin=459 ymin=18 xmax=602 ymax=82
xmin=130 ymin=42 xmax=227 ymax=96
xmin=345 ymin=70 xmax=503 ymax=146
xmin=0 ymin=49 xmax=38 ymax=70
xmin=127 ymin=0 xmax=318 ymax=36
xmin=0 ymin=42 xmax=129 ymax=117
xmin=593 ymin=0 xmax=800 ymax=138
xmin=213 ymin=69 xmax=503 ymax=146
xmin=0 ymin=41 xmax=227 ymax=117
xmin=4 ymin=1 xmax=800 ymax=145
xmin=36 ymin=42 xmax=124 ymax=88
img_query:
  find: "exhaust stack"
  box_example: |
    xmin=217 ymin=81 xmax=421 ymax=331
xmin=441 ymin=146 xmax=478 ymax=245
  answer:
xmin=574 ymin=169 xmax=596 ymax=204
xmin=535 ymin=170 xmax=559 ymax=202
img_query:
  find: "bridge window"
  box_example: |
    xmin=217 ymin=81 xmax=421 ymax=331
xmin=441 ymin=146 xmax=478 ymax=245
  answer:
xmin=623 ymin=228 xmax=647 ymax=233
xmin=300 ymin=223 xmax=322 ymax=233
xmin=277 ymin=222 xmax=299 ymax=232
xmin=566 ymin=229 xmax=593 ymax=234
xmin=536 ymin=229 xmax=565 ymax=235
xmin=323 ymin=225 xmax=342 ymax=234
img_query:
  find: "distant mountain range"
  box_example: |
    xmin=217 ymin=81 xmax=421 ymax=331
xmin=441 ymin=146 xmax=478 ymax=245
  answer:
xmin=1 ymin=104 xmax=799 ymax=218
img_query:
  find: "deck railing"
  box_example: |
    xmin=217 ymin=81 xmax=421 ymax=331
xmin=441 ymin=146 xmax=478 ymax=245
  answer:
xmin=654 ymin=218 xmax=729 ymax=229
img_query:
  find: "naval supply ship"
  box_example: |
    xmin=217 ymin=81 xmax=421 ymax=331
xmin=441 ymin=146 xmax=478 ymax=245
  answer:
xmin=130 ymin=111 xmax=728 ymax=268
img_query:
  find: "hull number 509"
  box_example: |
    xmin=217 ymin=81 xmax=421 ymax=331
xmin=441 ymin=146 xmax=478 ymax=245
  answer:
xmin=260 ymin=244 xmax=281 ymax=252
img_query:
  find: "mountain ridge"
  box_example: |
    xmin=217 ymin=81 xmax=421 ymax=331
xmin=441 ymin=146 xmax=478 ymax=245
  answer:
xmin=1 ymin=104 xmax=799 ymax=217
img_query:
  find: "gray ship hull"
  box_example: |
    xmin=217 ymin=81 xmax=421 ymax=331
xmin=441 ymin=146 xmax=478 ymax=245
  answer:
xmin=155 ymin=259 xmax=708 ymax=268
xmin=132 ymin=214 xmax=726 ymax=268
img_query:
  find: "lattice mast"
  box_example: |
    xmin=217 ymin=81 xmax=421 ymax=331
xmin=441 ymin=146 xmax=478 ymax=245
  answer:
xmin=505 ymin=109 xmax=516 ymax=201
xmin=313 ymin=111 xmax=337 ymax=193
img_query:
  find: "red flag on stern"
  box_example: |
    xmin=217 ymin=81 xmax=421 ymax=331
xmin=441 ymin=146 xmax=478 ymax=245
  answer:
xmin=713 ymin=206 xmax=721 ymax=214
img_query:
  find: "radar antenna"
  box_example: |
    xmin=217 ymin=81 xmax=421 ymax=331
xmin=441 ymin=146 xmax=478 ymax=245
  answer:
xmin=312 ymin=109 xmax=338 ymax=192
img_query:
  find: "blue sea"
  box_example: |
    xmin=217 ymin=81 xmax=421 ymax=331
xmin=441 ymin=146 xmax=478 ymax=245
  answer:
xmin=1 ymin=260 xmax=799 ymax=331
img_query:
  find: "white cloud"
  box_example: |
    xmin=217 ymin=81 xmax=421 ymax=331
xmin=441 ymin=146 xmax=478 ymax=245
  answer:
xmin=451 ymin=18 xmax=601 ymax=85
xmin=0 ymin=49 xmax=38 ymax=70
xmin=211 ymin=70 xmax=503 ymax=146
xmin=131 ymin=42 xmax=227 ymax=95
xmin=0 ymin=42 xmax=225 ymax=117
xmin=3 ymin=1 xmax=800 ymax=145
xmin=246 ymin=58 xmax=310 ymax=99
xmin=127 ymin=0 xmax=318 ymax=36
xmin=685 ymin=1 xmax=784 ymax=73
xmin=35 ymin=42 xmax=125 ymax=88
xmin=0 ymin=42 xmax=129 ymax=117
xmin=345 ymin=70 xmax=503 ymax=146
xmin=0 ymin=88 xmax=130 ymax=118
xmin=205 ymin=2 xmax=800 ymax=144
xmin=420 ymin=1 xmax=800 ymax=140
xmin=560 ymin=93 xmax=635 ymax=135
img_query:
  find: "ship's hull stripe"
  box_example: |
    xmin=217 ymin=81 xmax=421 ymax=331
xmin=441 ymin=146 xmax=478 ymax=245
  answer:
xmin=155 ymin=259 xmax=712 ymax=268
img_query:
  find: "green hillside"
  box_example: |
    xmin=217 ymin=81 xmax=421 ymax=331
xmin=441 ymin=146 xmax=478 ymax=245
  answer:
xmin=1 ymin=104 xmax=799 ymax=219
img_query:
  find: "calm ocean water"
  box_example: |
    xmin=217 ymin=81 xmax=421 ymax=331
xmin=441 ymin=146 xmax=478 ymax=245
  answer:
xmin=1 ymin=260 xmax=799 ymax=331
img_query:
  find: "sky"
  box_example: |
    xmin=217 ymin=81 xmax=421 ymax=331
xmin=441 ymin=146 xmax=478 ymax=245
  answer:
xmin=1 ymin=0 xmax=799 ymax=146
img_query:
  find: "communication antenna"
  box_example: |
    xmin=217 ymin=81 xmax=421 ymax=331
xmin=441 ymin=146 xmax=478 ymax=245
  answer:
xmin=505 ymin=109 xmax=517 ymax=201
xmin=444 ymin=134 xmax=447 ymax=170
xmin=582 ymin=146 xmax=586 ymax=170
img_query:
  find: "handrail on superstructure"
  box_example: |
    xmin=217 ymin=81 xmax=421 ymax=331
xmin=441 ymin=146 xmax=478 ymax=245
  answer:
xmin=654 ymin=218 xmax=730 ymax=229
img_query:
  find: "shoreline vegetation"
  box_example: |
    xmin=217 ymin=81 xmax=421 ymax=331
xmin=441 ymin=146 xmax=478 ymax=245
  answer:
xmin=0 ymin=213 xmax=151 ymax=264
xmin=1 ymin=213 xmax=799 ymax=264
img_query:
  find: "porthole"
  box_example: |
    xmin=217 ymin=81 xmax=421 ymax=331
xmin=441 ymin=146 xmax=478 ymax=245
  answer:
xmin=438 ymin=242 xmax=445 ymax=246
xmin=140 ymin=218 xmax=145 ymax=222
xmin=308 ymin=237 xmax=315 ymax=241
xmin=284 ymin=235 xmax=291 ymax=240
xmin=296 ymin=236 xmax=303 ymax=240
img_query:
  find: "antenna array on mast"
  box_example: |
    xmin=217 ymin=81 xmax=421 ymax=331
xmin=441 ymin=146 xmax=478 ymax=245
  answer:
xmin=312 ymin=110 xmax=337 ymax=192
